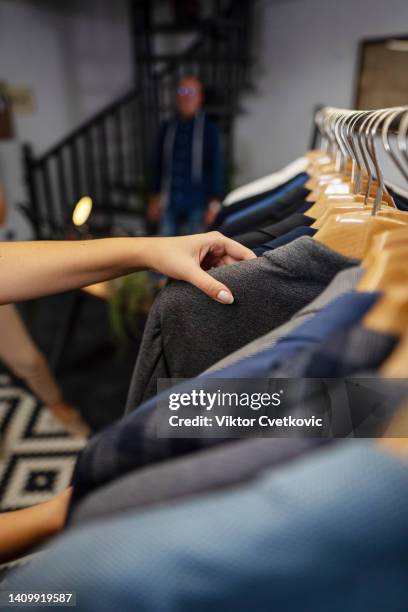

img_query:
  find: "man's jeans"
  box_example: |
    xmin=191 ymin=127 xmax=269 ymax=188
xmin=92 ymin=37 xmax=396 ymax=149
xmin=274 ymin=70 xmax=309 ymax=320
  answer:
xmin=160 ymin=208 xmax=204 ymax=236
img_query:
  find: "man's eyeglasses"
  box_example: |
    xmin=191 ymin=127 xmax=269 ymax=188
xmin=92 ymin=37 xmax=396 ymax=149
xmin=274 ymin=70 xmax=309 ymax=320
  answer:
xmin=177 ymin=86 xmax=199 ymax=97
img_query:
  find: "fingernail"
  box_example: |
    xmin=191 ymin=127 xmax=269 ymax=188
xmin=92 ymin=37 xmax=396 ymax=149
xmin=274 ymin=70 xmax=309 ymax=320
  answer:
xmin=217 ymin=290 xmax=234 ymax=304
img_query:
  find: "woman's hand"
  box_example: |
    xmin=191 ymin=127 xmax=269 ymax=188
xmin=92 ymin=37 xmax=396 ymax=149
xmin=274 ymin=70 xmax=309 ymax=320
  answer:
xmin=146 ymin=232 xmax=256 ymax=304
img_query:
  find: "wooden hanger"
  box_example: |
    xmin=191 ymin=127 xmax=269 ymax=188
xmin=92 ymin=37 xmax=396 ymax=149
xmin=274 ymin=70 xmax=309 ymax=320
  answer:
xmin=305 ymin=149 xmax=332 ymax=163
xmin=313 ymin=205 xmax=406 ymax=230
xmin=313 ymin=213 xmax=407 ymax=259
xmin=361 ymin=227 xmax=408 ymax=269
xmin=310 ymin=194 xmax=396 ymax=227
xmin=312 ymin=107 xmax=408 ymax=258
xmin=358 ymin=247 xmax=408 ymax=292
xmin=307 ymin=110 xmax=397 ymax=214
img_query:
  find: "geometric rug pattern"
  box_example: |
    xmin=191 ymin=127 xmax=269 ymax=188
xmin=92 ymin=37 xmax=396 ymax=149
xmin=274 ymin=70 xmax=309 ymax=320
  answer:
xmin=0 ymin=375 xmax=86 ymax=511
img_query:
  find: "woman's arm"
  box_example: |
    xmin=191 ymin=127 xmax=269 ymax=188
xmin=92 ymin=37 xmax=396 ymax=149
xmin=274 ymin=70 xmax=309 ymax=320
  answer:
xmin=0 ymin=489 xmax=72 ymax=564
xmin=0 ymin=233 xmax=255 ymax=305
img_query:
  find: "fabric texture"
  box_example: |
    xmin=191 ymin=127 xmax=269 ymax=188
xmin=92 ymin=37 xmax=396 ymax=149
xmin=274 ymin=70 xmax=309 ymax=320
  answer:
xmin=160 ymin=207 xmax=204 ymax=236
xmin=387 ymin=184 xmax=408 ymax=212
xmin=223 ymin=156 xmax=308 ymax=206
xmin=205 ymin=266 xmax=364 ymax=373
xmin=234 ymin=291 xmax=382 ymax=378
xmin=9 ymin=443 xmax=408 ymax=612
xmin=213 ymin=177 xmax=310 ymax=228
xmin=125 ymin=237 xmax=358 ymax=412
xmin=254 ymin=226 xmax=316 ymax=256
xmin=233 ymin=212 xmax=314 ymax=247
xmin=152 ymin=114 xmax=224 ymax=214
xmin=217 ymin=178 xmax=310 ymax=237
xmin=69 ymin=437 xmax=330 ymax=526
xmin=71 ymin=283 xmax=378 ymax=509
xmin=276 ymin=326 xmax=399 ymax=378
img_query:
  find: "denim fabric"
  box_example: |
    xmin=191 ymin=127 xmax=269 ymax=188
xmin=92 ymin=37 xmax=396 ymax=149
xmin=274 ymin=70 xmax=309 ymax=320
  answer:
xmin=160 ymin=208 xmax=204 ymax=236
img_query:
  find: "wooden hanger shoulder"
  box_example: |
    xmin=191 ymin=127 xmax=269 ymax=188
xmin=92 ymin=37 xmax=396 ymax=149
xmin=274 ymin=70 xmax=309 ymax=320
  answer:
xmin=358 ymin=251 xmax=408 ymax=292
xmin=362 ymin=286 xmax=408 ymax=336
xmin=313 ymin=213 xmax=407 ymax=259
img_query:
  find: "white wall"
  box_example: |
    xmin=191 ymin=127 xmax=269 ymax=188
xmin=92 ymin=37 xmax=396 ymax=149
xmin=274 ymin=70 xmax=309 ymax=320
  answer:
xmin=234 ymin=0 xmax=408 ymax=188
xmin=0 ymin=0 xmax=133 ymax=239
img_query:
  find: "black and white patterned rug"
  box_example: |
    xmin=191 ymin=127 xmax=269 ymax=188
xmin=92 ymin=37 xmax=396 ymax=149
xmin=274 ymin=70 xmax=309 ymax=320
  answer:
xmin=0 ymin=375 xmax=86 ymax=511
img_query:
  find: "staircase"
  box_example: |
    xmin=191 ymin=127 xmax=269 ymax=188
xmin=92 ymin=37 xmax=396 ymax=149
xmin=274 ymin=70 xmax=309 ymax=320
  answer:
xmin=21 ymin=0 xmax=256 ymax=240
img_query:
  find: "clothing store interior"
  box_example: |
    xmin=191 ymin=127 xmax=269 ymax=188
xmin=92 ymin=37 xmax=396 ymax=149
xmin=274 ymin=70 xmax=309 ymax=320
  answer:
xmin=2 ymin=0 xmax=408 ymax=609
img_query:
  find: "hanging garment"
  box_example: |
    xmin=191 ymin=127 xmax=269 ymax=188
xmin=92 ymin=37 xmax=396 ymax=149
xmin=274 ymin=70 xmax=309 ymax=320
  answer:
xmin=213 ymin=172 xmax=311 ymax=229
xmin=125 ymin=237 xmax=357 ymax=412
xmin=69 ymin=373 xmax=408 ymax=527
xmin=71 ymin=291 xmax=388 ymax=508
xmin=69 ymin=437 xmax=330 ymax=526
xmin=253 ymin=226 xmax=317 ymax=255
xmin=227 ymin=291 xmax=382 ymax=377
xmin=233 ymin=212 xmax=314 ymax=247
xmin=274 ymin=326 xmax=399 ymax=378
xmin=8 ymin=443 xmax=408 ymax=612
xmin=216 ymin=179 xmax=310 ymax=237
xmin=222 ymin=157 xmax=309 ymax=206
xmin=386 ymin=184 xmax=408 ymax=211
xmin=205 ymin=266 xmax=364 ymax=373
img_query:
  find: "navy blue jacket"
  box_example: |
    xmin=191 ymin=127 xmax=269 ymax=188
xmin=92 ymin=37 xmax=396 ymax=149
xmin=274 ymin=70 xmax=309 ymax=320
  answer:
xmin=152 ymin=113 xmax=224 ymax=212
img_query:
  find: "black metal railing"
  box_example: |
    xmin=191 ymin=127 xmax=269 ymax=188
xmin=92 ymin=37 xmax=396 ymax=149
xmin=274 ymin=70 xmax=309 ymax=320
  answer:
xmin=21 ymin=0 xmax=255 ymax=239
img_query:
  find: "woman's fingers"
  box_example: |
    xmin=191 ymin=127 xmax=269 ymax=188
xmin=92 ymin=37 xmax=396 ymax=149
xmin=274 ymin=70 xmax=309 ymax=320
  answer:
xmin=207 ymin=232 xmax=256 ymax=262
xmin=183 ymin=264 xmax=235 ymax=304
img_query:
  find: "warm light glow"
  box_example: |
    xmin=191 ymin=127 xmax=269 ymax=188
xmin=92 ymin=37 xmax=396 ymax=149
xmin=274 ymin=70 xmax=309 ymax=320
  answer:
xmin=72 ymin=196 xmax=93 ymax=226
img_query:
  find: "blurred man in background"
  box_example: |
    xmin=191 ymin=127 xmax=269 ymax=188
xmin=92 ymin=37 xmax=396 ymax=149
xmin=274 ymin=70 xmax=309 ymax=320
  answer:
xmin=148 ymin=76 xmax=224 ymax=235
